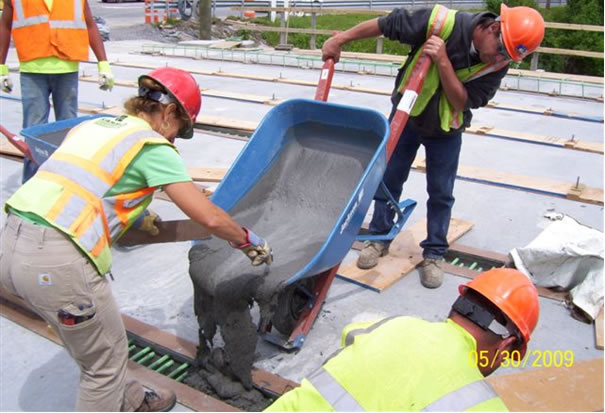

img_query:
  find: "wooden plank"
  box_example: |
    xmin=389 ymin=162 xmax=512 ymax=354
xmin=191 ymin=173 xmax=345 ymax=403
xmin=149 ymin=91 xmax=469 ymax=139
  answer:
xmin=209 ymin=41 xmax=242 ymax=49
xmin=536 ymin=46 xmax=603 ymax=59
xmin=0 ymin=138 xmax=24 ymax=158
xmin=117 ymin=219 xmax=211 ymax=246
xmin=596 ymin=308 xmax=604 ymax=350
xmin=488 ymin=358 xmax=604 ymax=412
xmin=412 ymin=158 xmax=604 ymax=206
xmin=188 ymin=167 xmax=228 ymax=183
xmin=466 ymin=124 xmax=604 ymax=154
xmin=338 ymin=218 xmax=473 ymax=292
xmin=544 ymin=22 xmax=604 ymax=32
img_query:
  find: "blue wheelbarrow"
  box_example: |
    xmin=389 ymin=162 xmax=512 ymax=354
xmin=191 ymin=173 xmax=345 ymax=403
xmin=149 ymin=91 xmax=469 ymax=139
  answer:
xmin=188 ymin=58 xmax=425 ymax=358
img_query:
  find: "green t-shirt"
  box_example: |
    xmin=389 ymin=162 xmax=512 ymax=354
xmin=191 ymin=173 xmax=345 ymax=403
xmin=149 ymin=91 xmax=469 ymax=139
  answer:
xmin=9 ymin=144 xmax=191 ymax=225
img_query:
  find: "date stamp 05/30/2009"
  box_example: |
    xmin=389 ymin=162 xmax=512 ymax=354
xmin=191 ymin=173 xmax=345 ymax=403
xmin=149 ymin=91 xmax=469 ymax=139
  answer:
xmin=469 ymin=350 xmax=575 ymax=369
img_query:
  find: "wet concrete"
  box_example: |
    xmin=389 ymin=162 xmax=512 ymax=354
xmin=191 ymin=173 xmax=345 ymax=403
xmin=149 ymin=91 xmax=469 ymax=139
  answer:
xmin=188 ymin=121 xmax=382 ymax=393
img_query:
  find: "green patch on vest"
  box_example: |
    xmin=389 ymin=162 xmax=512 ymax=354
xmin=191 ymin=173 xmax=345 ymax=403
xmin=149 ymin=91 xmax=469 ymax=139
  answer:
xmin=94 ymin=115 xmax=129 ymax=129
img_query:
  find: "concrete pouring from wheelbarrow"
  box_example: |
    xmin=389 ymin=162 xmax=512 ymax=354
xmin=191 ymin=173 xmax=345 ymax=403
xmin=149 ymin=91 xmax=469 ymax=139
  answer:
xmin=187 ymin=121 xmax=383 ymax=399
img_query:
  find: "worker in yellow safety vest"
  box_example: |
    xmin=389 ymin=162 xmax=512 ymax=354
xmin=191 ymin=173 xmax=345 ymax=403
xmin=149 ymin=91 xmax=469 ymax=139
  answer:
xmin=0 ymin=67 xmax=273 ymax=412
xmin=265 ymin=268 xmax=540 ymax=412
xmin=322 ymin=4 xmax=545 ymax=289
xmin=0 ymin=0 xmax=114 ymax=182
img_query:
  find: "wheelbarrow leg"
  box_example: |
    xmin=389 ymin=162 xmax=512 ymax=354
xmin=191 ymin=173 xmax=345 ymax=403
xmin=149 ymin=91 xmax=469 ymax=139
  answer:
xmin=263 ymin=265 xmax=339 ymax=352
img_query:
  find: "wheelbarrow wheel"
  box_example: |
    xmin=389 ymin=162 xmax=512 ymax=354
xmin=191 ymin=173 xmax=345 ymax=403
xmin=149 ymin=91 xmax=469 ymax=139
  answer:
xmin=271 ymin=278 xmax=315 ymax=336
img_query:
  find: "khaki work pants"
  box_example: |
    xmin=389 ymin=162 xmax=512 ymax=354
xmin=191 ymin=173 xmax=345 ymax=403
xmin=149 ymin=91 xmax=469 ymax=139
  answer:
xmin=0 ymin=214 xmax=145 ymax=411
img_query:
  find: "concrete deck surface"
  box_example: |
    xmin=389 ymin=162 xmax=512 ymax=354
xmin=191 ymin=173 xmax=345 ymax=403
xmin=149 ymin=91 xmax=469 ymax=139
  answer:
xmin=0 ymin=39 xmax=603 ymax=411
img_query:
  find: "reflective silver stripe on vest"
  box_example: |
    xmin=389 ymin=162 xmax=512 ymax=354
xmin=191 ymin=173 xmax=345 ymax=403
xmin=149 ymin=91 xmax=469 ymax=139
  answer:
xmin=78 ymin=215 xmax=106 ymax=251
xmin=465 ymin=60 xmax=509 ymax=83
xmin=122 ymin=192 xmax=152 ymax=209
xmin=307 ymin=368 xmax=366 ymax=412
xmin=49 ymin=20 xmax=86 ymax=29
xmin=99 ymin=130 xmax=163 ymax=172
xmin=430 ymin=6 xmax=448 ymax=36
xmin=422 ymin=380 xmax=498 ymax=412
xmin=54 ymin=194 xmax=88 ymax=230
xmin=12 ymin=0 xmax=84 ymax=29
xmin=344 ymin=316 xmax=398 ymax=346
xmin=40 ymin=159 xmax=108 ymax=198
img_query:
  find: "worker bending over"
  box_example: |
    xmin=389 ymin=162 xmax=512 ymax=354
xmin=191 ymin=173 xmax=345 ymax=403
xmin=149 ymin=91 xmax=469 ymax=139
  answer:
xmin=322 ymin=4 xmax=544 ymax=288
xmin=0 ymin=0 xmax=114 ymax=182
xmin=0 ymin=68 xmax=272 ymax=412
xmin=266 ymin=268 xmax=539 ymax=411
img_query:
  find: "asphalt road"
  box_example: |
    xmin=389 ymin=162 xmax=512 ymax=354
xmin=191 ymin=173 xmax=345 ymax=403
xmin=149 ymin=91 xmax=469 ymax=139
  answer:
xmin=89 ymin=0 xmax=147 ymax=28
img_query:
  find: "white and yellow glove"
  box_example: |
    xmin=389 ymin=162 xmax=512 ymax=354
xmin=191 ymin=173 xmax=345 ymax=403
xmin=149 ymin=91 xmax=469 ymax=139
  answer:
xmin=135 ymin=209 xmax=161 ymax=236
xmin=231 ymin=228 xmax=273 ymax=266
xmin=97 ymin=61 xmax=114 ymax=91
xmin=0 ymin=64 xmax=13 ymax=93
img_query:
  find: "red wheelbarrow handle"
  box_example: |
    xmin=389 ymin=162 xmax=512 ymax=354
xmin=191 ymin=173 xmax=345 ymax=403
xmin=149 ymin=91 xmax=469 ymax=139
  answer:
xmin=386 ymin=55 xmax=432 ymax=162
xmin=314 ymin=58 xmax=335 ymax=102
xmin=0 ymin=124 xmax=37 ymax=164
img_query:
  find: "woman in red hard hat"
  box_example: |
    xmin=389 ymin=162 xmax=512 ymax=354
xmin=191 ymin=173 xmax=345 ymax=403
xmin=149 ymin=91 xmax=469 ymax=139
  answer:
xmin=0 ymin=67 xmax=272 ymax=412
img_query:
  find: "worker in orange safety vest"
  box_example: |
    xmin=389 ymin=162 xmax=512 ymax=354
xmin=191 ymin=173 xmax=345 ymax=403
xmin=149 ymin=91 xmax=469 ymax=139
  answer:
xmin=0 ymin=0 xmax=114 ymax=182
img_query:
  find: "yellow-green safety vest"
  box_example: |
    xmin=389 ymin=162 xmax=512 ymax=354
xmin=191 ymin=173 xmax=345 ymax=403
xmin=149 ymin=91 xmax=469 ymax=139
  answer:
xmin=265 ymin=317 xmax=509 ymax=412
xmin=5 ymin=115 xmax=174 ymax=275
xmin=398 ymin=4 xmax=509 ymax=132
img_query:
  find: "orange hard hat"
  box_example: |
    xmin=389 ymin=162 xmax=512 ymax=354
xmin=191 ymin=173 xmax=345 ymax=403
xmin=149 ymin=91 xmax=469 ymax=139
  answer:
xmin=459 ymin=268 xmax=539 ymax=357
xmin=139 ymin=67 xmax=202 ymax=139
xmin=500 ymin=4 xmax=545 ymax=62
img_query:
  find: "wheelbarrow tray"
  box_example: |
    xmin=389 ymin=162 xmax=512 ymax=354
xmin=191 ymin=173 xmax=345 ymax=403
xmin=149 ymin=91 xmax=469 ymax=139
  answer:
xmin=17 ymin=115 xmax=110 ymax=180
xmin=190 ymin=99 xmax=389 ymax=296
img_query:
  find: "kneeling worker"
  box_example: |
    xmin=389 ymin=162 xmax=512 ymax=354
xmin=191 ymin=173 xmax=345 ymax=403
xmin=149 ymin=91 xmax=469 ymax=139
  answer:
xmin=265 ymin=268 xmax=539 ymax=412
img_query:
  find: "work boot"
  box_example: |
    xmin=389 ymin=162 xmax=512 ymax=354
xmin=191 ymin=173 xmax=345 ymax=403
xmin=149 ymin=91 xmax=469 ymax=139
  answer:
xmin=357 ymin=241 xmax=389 ymax=269
xmin=135 ymin=389 xmax=177 ymax=412
xmin=420 ymin=258 xmax=444 ymax=289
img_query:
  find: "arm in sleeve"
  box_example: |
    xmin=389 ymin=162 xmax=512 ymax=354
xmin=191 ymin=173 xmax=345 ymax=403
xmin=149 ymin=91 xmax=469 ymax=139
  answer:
xmin=377 ymin=7 xmax=432 ymax=46
xmin=464 ymin=65 xmax=509 ymax=110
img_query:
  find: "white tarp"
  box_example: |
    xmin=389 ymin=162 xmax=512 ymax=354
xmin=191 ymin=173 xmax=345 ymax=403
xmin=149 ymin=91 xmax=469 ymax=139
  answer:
xmin=510 ymin=215 xmax=604 ymax=321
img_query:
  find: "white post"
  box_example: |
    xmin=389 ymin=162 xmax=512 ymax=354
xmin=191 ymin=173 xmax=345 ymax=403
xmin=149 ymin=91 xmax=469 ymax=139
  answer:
xmin=270 ymin=0 xmax=276 ymax=22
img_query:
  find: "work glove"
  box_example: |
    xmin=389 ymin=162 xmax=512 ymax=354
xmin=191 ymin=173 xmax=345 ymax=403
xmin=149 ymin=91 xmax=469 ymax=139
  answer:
xmin=0 ymin=64 xmax=13 ymax=93
xmin=97 ymin=61 xmax=114 ymax=91
xmin=231 ymin=228 xmax=273 ymax=266
xmin=134 ymin=209 xmax=161 ymax=236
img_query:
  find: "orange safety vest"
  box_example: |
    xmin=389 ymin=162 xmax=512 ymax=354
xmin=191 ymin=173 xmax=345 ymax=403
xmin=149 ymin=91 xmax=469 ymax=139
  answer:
xmin=10 ymin=0 xmax=89 ymax=63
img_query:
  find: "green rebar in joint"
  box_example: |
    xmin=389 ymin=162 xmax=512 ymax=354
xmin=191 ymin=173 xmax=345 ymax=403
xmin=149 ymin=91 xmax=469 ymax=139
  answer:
xmin=156 ymin=360 xmax=175 ymax=375
xmin=167 ymin=363 xmax=190 ymax=379
xmin=130 ymin=347 xmax=152 ymax=362
xmin=128 ymin=344 xmax=137 ymax=353
xmin=174 ymin=371 xmax=188 ymax=382
xmin=148 ymin=355 xmax=170 ymax=371
xmin=451 ymin=257 xmax=460 ymax=266
xmin=137 ymin=351 xmax=156 ymax=366
xmin=469 ymin=262 xmax=478 ymax=271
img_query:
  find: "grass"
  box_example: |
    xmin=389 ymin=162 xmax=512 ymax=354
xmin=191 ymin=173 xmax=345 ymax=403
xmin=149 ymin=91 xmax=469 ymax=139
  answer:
xmin=232 ymin=13 xmax=411 ymax=56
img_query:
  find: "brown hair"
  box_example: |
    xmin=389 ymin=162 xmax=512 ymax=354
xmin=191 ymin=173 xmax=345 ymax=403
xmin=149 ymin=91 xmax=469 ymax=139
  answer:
xmin=124 ymin=77 xmax=190 ymax=127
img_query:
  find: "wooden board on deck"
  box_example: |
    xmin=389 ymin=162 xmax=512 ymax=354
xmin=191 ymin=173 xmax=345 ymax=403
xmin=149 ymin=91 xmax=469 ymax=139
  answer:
xmin=596 ymin=308 xmax=604 ymax=350
xmin=338 ymin=218 xmax=473 ymax=292
xmin=488 ymin=358 xmax=604 ymax=412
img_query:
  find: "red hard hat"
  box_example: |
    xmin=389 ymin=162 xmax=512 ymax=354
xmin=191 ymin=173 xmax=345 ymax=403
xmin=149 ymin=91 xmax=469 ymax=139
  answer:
xmin=459 ymin=268 xmax=539 ymax=358
xmin=139 ymin=67 xmax=202 ymax=139
xmin=500 ymin=4 xmax=545 ymax=62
